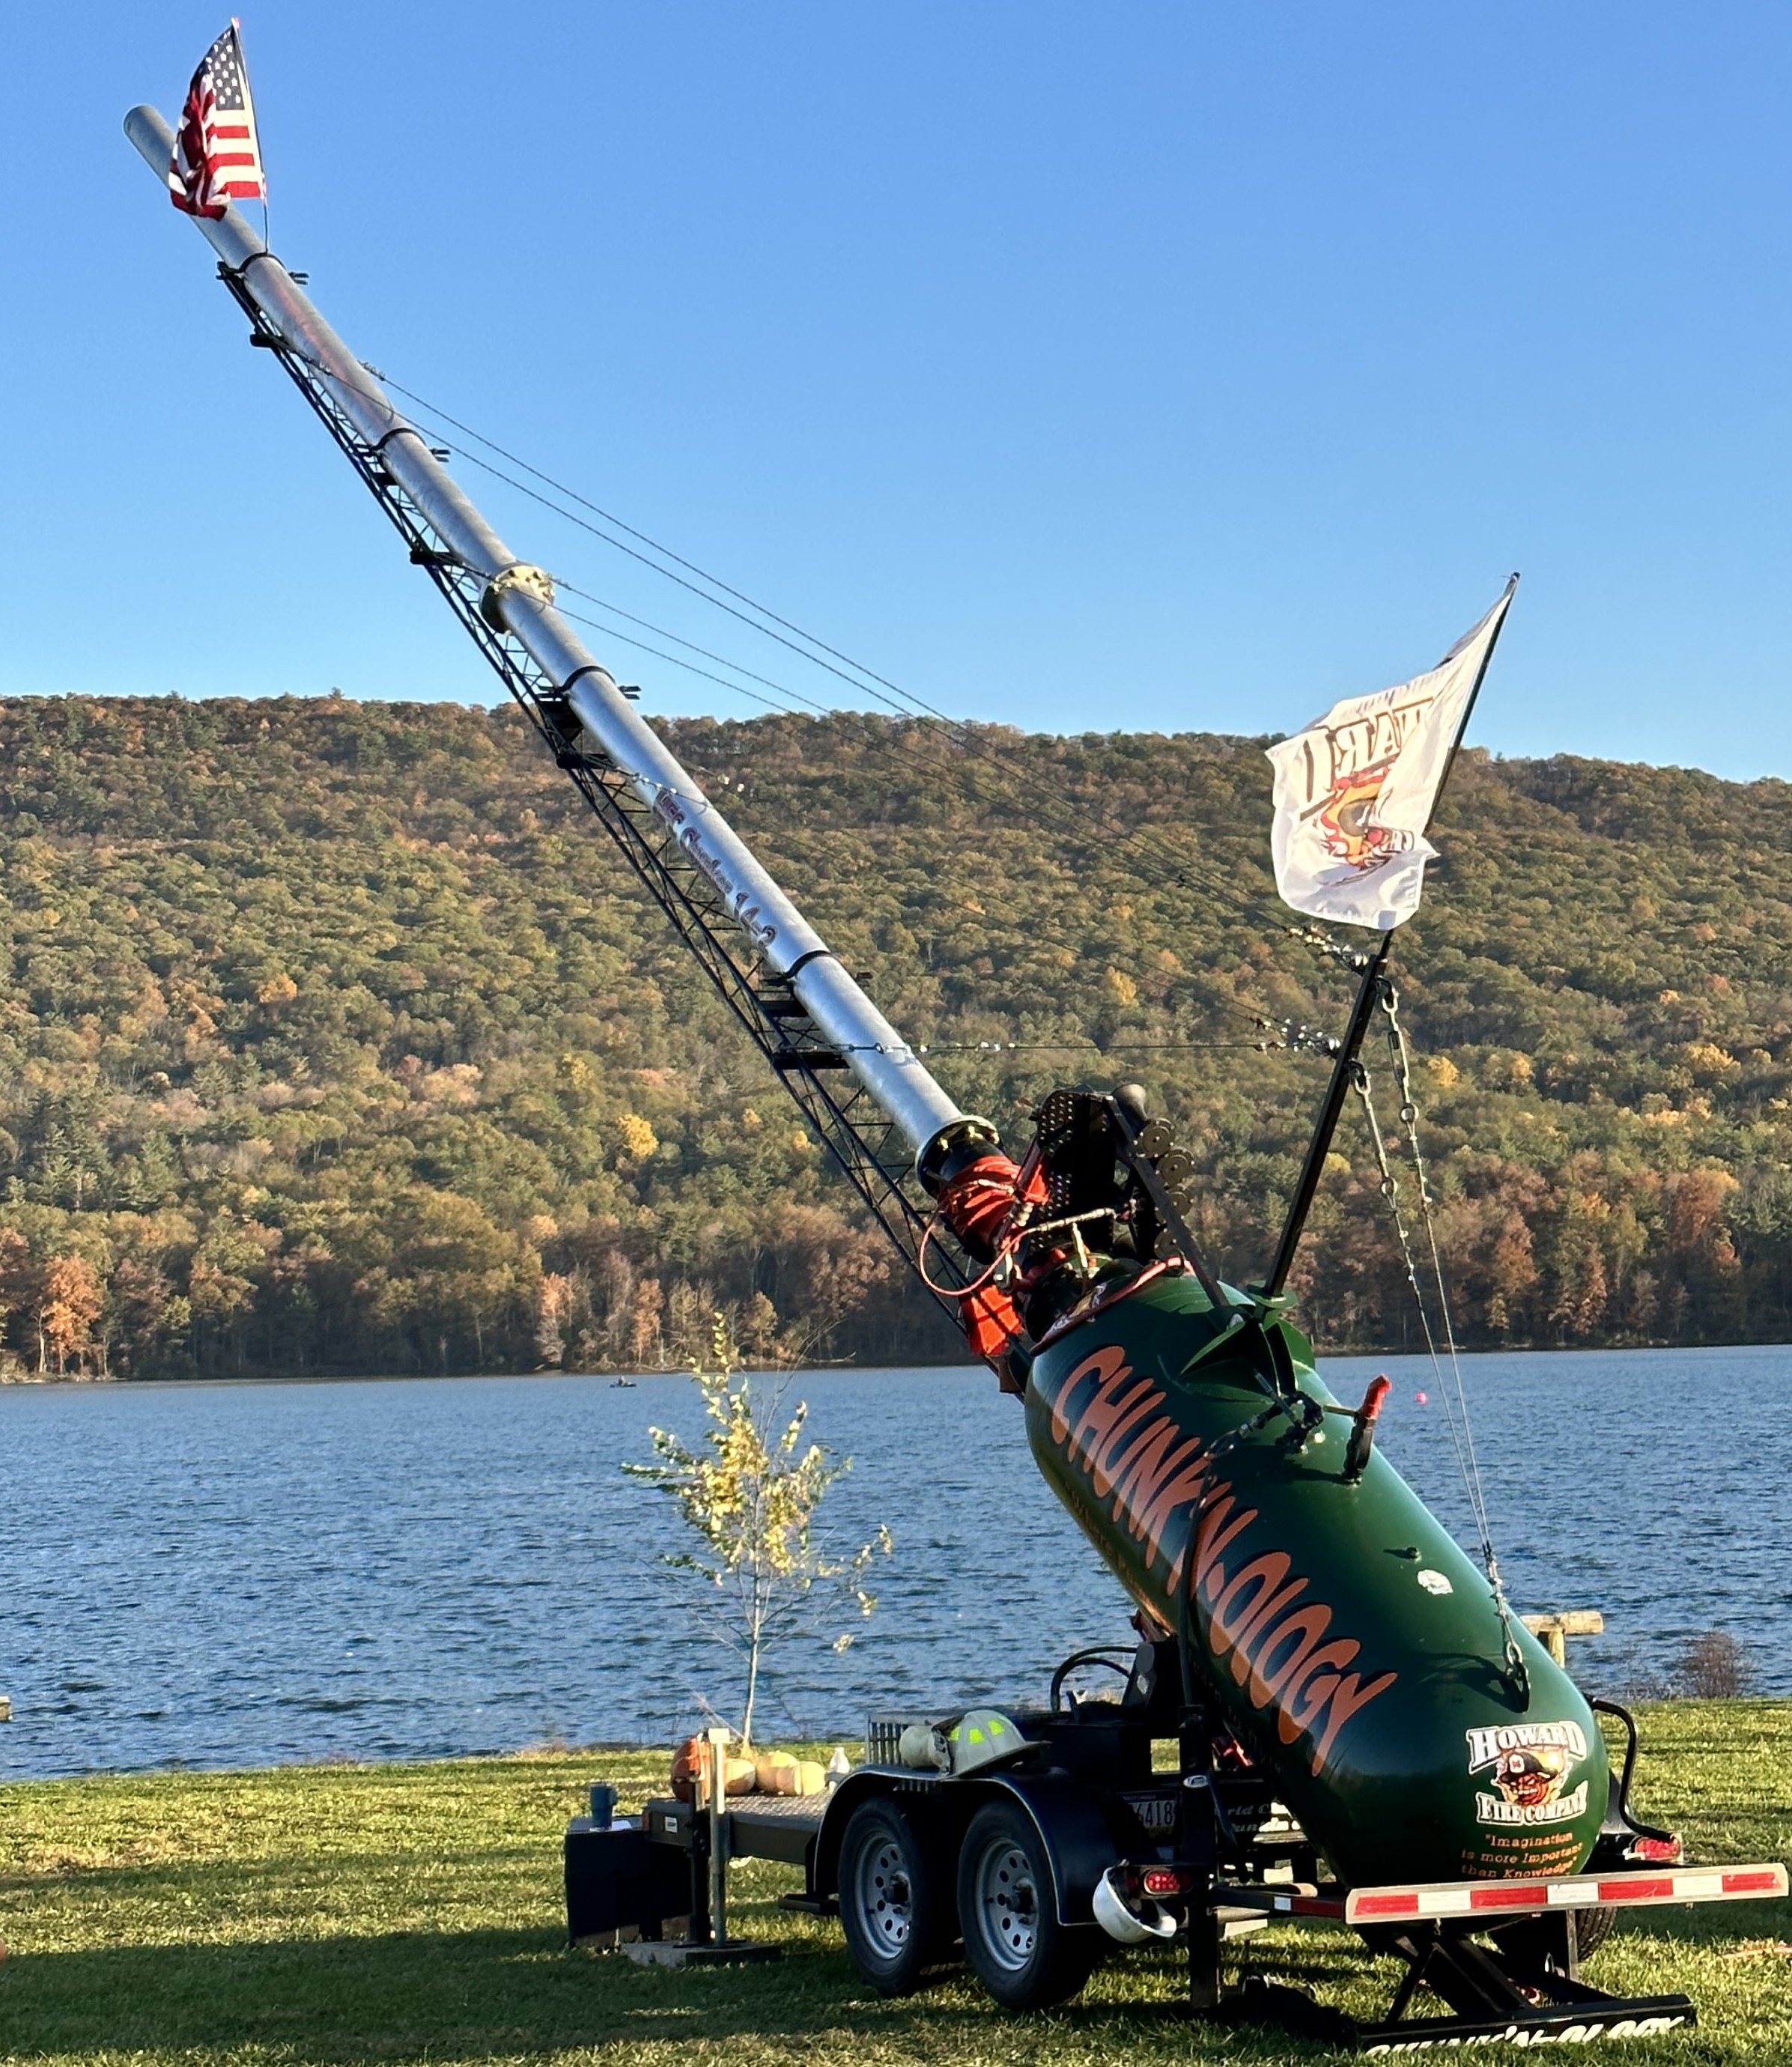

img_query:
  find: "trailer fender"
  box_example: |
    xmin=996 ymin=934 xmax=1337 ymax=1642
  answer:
xmin=975 ymin=1772 xmax=1122 ymax=1925
xmin=813 ymin=1770 xmax=950 ymax=1900
xmin=813 ymin=1769 xmax=1120 ymax=1927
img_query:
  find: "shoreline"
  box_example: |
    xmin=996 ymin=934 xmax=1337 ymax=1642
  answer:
xmin=7 ymin=1338 xmax=1792 ymax=1391
xmin=4 ymin=1699 xmax=1784 ymax=1788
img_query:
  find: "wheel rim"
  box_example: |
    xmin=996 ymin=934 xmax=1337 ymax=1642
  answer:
xmin=852 ymin=1833 xmax=915 ymax=1958
xmin=970 ymin=1838 xmax=1040 ymax=1972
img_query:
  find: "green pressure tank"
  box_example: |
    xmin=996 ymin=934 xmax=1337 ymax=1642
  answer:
xmin=1024 ymin=1272 xmax=1608 ymax=1889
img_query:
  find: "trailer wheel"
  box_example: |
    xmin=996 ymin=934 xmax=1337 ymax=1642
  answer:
xmin=838 ymin=1798 xmax=952 ymax=1996
xmin=956 ymin=1801 xmax=1102 ymax=2010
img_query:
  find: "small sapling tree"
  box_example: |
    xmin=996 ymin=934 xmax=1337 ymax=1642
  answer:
xmin=625 ymin=1314 xmax=891 ymax=1749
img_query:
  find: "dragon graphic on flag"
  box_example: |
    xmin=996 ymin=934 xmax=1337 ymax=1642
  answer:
xmin=1266 ymin=582 xmax=1515 ymax=932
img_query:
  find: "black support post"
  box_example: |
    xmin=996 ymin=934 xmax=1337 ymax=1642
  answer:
xmin=1262 ymin=934 xmax=1391 ymax=1299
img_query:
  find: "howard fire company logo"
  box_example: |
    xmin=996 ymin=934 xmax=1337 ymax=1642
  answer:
xmin=1466 ymin=1720 xmax=1590 ymax=1827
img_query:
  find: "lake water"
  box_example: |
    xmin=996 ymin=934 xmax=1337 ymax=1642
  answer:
xmin=1 ymin=1346 xmax=1787 ymax=1779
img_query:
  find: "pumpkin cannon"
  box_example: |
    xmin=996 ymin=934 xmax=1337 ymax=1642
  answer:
xmin=126 ymin=70 xmax=1785 ymax=2048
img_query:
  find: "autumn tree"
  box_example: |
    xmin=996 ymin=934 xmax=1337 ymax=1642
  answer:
xmin=625 ymin=1314 xmax=891 ymax=1746
xmin=37 ymin=1254 xmax=102 ymax=1375
xmin=0 ymin=1229 xmax=34 ymax=1367
xmin=534 ymin=1271 xmax=572 ymax=1367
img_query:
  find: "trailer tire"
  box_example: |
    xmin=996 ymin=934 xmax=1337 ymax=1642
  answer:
xmin=1574 ymin=1904 xmax=1616 ymax=1958
xmin=838 ymin=1798 xmax=953 ymax=1996
xmin=956 ymin=1800 xmax=1103 ymax=2011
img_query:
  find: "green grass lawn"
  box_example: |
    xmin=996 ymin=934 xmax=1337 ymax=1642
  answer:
xmin=1 ymin=1704 xmax=1788 ymax=2066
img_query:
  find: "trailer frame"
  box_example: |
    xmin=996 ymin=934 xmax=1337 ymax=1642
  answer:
xmin=564 ymin=1657 xmax=1787 ymax=2048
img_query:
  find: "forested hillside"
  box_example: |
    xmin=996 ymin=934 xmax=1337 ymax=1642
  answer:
xmin=3 ymin=693 xmax=1791 ymax=1379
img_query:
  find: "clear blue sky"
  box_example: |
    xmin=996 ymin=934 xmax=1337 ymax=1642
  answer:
xmin=4 ymin=4 xmax=1789 ymax=777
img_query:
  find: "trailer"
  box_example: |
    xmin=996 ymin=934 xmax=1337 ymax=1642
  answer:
xmin=562 ymin=1636 xmax=1785 ymax=2049
xmin=127 ymin=60 xmax=1790 ymax=2048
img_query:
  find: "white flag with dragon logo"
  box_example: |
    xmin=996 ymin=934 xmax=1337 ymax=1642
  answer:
xmin=1266 ymin=585 xmax=1513 ymax=931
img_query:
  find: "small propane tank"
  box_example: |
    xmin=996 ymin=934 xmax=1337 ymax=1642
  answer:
xmin=1023 ymin=1274 xmax=1609 ymax=1887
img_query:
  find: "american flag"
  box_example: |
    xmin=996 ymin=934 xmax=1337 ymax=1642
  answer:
xmin=167 ymin=21 xmax=266 ymax=219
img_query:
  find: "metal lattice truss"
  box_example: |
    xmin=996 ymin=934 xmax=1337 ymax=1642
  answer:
xmin=218 ymin=264 xmax=970 ymax=1320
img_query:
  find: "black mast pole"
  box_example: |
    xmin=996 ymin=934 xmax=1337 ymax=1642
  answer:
xmin=1263 ymin=935 xmax=1391 ymax=1299
xmin=1260 ymin=577 xmax=1517 ymax=1303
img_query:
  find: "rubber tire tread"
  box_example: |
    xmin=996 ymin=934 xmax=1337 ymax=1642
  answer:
xmin=1575 ymin=1905 xmax=1616 ymax=1958
xmin=837 ymin=1798 xmax=951 ymax=1997
xmin=956 ymin=1800 xmax=1103 ymax=2011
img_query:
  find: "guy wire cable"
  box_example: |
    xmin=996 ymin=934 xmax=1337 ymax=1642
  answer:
xmin=267 ymin=333 xmax=1310 ymax=955
xmin=291 ymin=330 xmax=1358 ymax=1024
xmin=381 ymin=375 xmax=1307 ymax=941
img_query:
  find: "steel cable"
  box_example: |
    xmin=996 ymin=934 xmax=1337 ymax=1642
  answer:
xmin=374 ymin=374 xmax=1313 ymax=944
xmin=261 ymin=328 xmax=1367 ymax=1069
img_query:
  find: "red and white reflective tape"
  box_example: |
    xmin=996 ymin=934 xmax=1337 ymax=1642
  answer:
xmin=1343 ymin=1863 xmax=1787 ymax=1926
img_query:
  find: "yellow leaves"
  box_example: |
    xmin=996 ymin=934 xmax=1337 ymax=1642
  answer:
xmin=1105 ymin=967 xmax=1138 ymax=1006
xmin=1684 ymin=1042 xmax=1740 ymax=1078
xmin=256 ymin=972 xmax=299 ymax=1006
xmin=1428 ymin=1054 xmax=1461 ymax=1090
xmin=624 ymin=1312 xmax=894 ymax=1740
xmin=39 ymin=1254 xmax=102 ymax=1370
xmin=616 ymin=1112 xmax=658 ymax=1160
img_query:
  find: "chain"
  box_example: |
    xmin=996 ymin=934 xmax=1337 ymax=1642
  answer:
xmin=1349 ymin=1054 xmax=1427 ymax=1309
xmin=1376 ymin=983 xmax=1528 ymax=1693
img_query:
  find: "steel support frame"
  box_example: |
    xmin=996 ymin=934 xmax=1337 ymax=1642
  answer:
xmin=218 ymin=266 xmax=968 ymax=1316
xmin=1353 ymin=1919 xmax=1695 ymax=2049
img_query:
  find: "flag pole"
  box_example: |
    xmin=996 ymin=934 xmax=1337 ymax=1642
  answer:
xmin=231 ymin=20 xmax=270 ymax=250
xmin=1260 ymin=577 xmax=1517 ymax=1303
